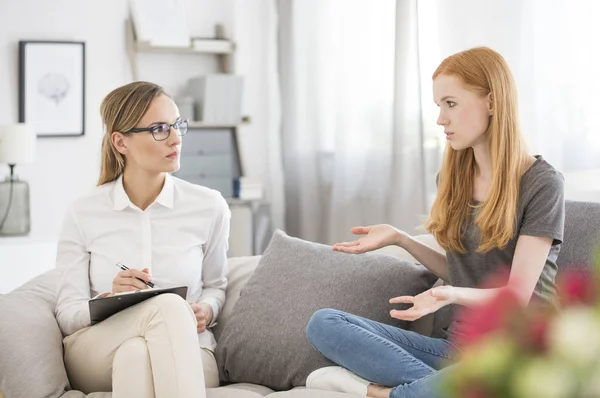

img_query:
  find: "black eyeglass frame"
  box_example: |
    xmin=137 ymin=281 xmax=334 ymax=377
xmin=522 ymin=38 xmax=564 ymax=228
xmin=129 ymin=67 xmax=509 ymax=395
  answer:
xmin=123 ymin=119 xmax=188 ymax=141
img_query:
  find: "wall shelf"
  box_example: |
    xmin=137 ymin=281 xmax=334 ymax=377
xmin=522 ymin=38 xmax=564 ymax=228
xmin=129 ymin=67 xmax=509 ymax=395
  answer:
xmin=134 ymin=39 xmax=235 ymax=55
xmin=188 ymin=117 xmax=250 ymax=129
xmin=188 ymin=122 xmax=237 ymax=129
xmin=125 ymin=19 xmax=236 ymax=79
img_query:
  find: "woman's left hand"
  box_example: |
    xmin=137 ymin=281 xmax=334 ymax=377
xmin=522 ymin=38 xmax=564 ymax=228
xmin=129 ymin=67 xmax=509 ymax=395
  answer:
xmin=389 ymin=286 xmax=456 ymax=321
xmin=189 ymin=302 xmax=214 ymax=333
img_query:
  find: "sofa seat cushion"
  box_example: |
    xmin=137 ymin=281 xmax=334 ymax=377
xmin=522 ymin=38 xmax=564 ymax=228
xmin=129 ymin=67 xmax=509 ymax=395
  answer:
xmin=268 ymin=389 xmax=362 ymax=397
xmin=207 ymin=384 xmax=274 ymax=398
xmin=215 ymin=230 xmax=439 ymax=390
xmin=207 ymin=385 xmax=361 ymax=398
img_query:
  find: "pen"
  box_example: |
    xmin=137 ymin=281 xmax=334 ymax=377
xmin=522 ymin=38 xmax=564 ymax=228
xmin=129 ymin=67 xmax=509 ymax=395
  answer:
xmin=116 ymin=262 xmax=155 ymax=288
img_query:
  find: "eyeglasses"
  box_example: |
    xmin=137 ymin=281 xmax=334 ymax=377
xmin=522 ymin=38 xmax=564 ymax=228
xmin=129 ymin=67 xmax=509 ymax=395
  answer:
xmin=124 ymin=119 xmax=188 ymax=141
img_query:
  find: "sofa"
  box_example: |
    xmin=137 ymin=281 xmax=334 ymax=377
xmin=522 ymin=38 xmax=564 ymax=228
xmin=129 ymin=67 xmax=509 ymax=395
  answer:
xmin=1 ymin=200 xmax=599 ymax=398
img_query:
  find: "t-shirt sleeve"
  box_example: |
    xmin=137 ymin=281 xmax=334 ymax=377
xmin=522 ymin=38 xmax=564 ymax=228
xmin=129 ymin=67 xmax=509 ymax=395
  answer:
xmin=519 ymin=170 xmax=565 ymax=246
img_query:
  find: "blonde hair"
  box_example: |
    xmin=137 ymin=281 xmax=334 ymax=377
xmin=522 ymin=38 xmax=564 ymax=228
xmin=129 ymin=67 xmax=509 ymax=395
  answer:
xmin=98 ymin=81 xmax=166 ymax=185
xmin=425 ymin=47 xmax=530 ymax=253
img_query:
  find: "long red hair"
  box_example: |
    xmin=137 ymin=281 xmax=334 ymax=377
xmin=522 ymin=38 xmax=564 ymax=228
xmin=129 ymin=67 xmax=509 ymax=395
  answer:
xmin=425 ymin=47 xmax=530 ymax=253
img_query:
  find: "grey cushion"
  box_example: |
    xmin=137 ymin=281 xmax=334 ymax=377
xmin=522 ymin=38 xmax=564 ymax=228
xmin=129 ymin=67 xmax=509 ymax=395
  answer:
xmin=557 ymin=200 xmax=600 ymax=272
xmin=215 ymin=230 xmax=439 ymax=391
xmin=0 ymin=268 xmax=71 ymax=398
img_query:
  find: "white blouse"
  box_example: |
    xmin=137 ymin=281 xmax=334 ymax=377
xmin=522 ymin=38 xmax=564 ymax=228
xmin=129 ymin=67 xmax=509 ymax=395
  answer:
xmin=54 ymin=174 xmax=230 ymax=350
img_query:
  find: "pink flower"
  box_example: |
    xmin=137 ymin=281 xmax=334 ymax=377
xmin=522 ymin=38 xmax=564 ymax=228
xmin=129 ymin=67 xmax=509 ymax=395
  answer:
xmin=520 ymin=312 xmax=551 ymax=353
xmin=454 ymin=287 xmax=521 ymax=348
xmin=464 ymin=387 xmax=489 ymax=398
xmin=557 ymin=267 xmax=596 ymax=306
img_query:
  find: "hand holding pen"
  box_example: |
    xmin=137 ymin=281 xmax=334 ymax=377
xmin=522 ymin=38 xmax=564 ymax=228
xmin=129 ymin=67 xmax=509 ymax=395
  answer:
xmin=111 ymin=262 xmax=155 ymax=295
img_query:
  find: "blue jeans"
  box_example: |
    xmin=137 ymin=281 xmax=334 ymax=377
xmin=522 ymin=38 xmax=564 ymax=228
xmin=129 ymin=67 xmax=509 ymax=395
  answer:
xmin=306 ymin=308 xmax=460 ymax=398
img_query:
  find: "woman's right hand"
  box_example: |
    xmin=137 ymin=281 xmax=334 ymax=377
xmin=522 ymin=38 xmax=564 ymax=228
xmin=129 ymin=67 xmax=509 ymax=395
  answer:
xmin=332 ymin=224 xmax=407 ymax=254
xmin=111 ymin=267 xmax=152 ymax=295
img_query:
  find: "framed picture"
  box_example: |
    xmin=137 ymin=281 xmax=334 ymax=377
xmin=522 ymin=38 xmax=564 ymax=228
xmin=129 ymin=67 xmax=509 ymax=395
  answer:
xmin=18 ymin=41 xmax=85 ymax=137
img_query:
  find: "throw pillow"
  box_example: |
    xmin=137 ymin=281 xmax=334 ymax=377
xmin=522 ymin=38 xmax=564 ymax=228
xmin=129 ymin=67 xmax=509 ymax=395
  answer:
xmin=215 ymin=230 xmax=439 ymax=390
xmin=0 ymin=268 xmax=71 ymax=398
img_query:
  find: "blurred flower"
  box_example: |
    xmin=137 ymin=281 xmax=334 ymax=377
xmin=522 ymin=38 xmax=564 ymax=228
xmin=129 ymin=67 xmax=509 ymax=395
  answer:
xmin=452 ymin=288 xmax=520 ymax=348
xmin=580 ymin=362 xmax=600 ymax=398
xmin=557 ymin=268 xmax=597 ymax=305
xmin=511 ymin=358 xmax=576 ymax=398
xmin=548 ymin=307 xmax=600 ymax=369
xmin=461 ymin=336 xmax=516 ymax=387
xmin=442 ymin=254 xmax=600 ymax=398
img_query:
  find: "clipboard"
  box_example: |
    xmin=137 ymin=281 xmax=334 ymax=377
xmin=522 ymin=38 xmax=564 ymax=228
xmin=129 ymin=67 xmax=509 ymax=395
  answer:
xmin=89 ymin=286 xmax=188 ymax=325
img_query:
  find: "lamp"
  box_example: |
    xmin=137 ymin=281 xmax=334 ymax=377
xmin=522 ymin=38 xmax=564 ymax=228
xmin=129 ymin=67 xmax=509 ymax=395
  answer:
xmin=0 ymin=124 xmax=36 ymax=236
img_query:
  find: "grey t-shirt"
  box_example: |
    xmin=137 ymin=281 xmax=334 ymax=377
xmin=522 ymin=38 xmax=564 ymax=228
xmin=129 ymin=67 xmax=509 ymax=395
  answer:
xmin=445 ymin=155 xmax=565 ymax=340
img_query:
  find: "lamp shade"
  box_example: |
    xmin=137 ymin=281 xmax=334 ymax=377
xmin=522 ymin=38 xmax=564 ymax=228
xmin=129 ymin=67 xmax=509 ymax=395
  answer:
xmin=0 ymin=123 xmax=36 ymax=164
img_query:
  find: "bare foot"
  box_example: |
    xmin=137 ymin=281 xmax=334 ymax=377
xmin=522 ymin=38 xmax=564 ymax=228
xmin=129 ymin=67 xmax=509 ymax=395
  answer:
xmin=367 ymin=383 xmax=392 ymax=398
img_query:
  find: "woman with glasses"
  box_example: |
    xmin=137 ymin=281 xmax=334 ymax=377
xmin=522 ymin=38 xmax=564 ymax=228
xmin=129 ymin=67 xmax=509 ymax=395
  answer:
xmin=55 ymin=81 xmax=230 ymax=398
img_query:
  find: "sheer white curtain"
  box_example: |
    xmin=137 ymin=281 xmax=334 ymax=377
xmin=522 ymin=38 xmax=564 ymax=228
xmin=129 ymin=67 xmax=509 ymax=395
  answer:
xmin=417 ymin=0 xmax=600 ymax=202
xmin=388 ymin=0 xmax=433 ymax=234
xmin=279 ymin=0 xmax=397 ymax=244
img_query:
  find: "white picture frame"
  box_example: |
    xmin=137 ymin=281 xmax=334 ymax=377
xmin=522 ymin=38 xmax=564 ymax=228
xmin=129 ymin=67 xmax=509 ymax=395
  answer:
xmin=18 ymin=41 xmax=85 ymax=137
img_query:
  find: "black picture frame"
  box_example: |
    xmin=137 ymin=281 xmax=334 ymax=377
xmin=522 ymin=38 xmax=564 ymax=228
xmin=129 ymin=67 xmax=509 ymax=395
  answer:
xmin=18 ymin=40 xmax=85 ymax=137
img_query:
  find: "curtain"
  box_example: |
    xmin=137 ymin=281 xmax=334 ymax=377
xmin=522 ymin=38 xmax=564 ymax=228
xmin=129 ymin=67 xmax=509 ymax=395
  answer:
xmin=234 ymin=0 xmax=286 ymax=237
xmin=278 ymin=0 xmax=399 ymax=244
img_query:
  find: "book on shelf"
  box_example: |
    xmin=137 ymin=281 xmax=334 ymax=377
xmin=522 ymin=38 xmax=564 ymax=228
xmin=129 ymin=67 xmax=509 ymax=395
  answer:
xmin=234 ymin=177 xmax=264 ymax=200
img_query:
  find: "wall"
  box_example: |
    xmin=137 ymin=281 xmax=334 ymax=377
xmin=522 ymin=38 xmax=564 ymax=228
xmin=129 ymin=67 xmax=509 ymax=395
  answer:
xmin=0 ymin=0 xmax=273 ymax=238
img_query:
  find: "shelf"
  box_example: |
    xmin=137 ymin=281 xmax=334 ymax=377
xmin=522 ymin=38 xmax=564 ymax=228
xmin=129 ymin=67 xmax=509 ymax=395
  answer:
xmin=135 ymin=40 xmax=234 ymax=55
xmin=125 ymin=19 xmax=236 ymax=77
xmin=187 ymin=117 xmax=250 ymax=129
xmin=226 ymin=198 xmax=268 ymax=206
xmin=188 ymin=121 xmax=238 ymax=129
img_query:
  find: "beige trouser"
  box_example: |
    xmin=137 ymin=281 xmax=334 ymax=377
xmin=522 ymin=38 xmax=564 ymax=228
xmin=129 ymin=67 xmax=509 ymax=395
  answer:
xmin=63 ymin=293 xmax=218 ymax=398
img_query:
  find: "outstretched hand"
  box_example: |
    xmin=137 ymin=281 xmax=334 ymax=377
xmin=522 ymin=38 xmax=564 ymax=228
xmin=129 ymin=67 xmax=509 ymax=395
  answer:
xmin=389 ymin=286 xmax=456 ymax=322
xmin=332 ymin=224 xmax=404 ymax=254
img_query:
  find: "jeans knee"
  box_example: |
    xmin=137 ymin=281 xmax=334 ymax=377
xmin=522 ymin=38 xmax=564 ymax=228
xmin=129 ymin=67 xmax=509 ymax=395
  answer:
xmin=306 ymin=308 xmax=345 ymax=346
